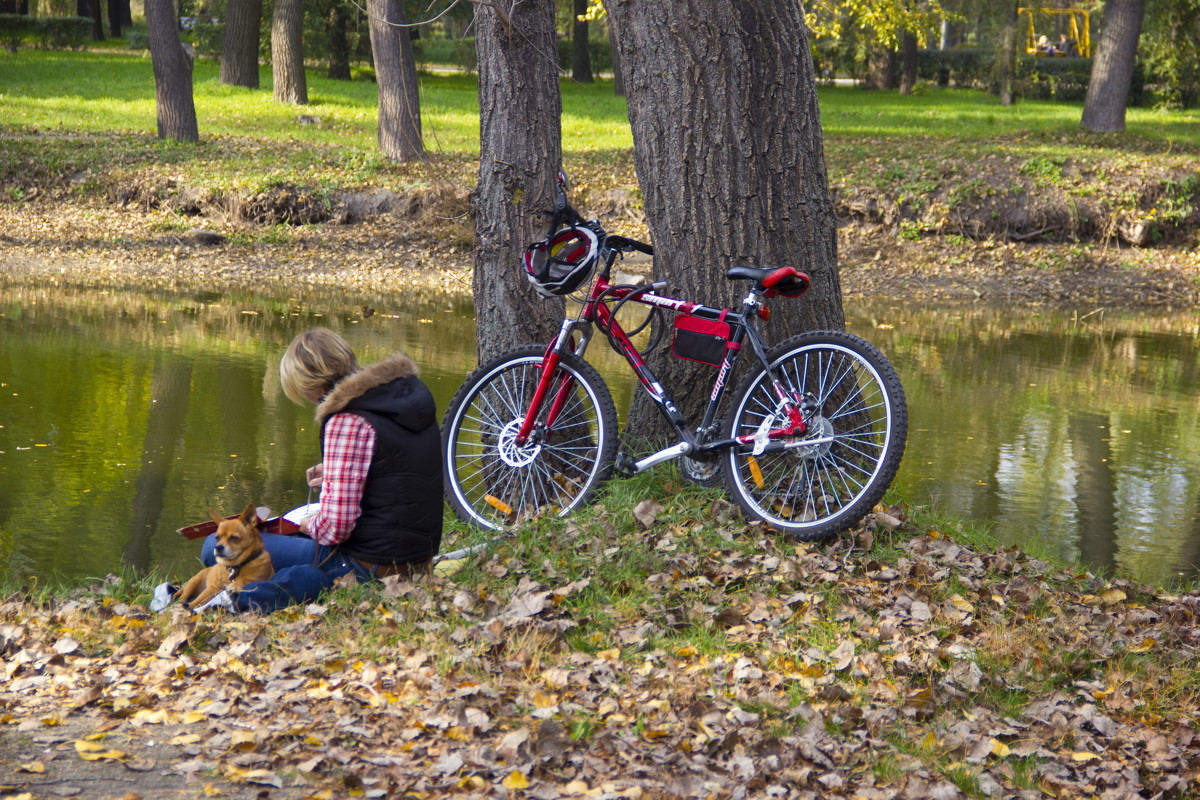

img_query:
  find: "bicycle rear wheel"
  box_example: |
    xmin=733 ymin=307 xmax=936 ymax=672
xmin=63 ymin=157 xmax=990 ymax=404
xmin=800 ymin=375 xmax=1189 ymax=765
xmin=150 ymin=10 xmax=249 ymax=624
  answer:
xmin=442 ymin=345 xmax=619 ymax=531
xmin=721 ymin=331 xmax=907 ymax=542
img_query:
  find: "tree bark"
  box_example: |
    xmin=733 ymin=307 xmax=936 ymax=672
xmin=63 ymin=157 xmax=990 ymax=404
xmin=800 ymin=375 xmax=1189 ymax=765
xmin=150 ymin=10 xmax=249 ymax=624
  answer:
xmin=272 ymin=0 xmax=307 ymax=104
xmin=604 ymin=0 xmax=842 ymax=447
xmin=145 ymin=0 xmax=199 ymax=142
xmin=572 ymin=0 xmax=592 ymax=82
xmin=220 ymin=0 xmax=262 ymax=89
xmin=1081 ymin=0 xmax=1145 ymax=132
xmin=368 ymin=0 xmax=423 ymax=160
xmin=471 ymin=0 xmax=564 ymax=363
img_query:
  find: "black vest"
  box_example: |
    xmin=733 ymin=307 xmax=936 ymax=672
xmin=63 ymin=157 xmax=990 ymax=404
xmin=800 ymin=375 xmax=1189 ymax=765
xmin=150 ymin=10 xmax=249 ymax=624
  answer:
xmin=320 ymin=374 xmax=442 ymax=565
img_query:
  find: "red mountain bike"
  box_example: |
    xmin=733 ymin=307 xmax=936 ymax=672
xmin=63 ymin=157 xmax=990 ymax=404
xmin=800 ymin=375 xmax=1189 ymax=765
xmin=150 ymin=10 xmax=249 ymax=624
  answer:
xmin=441 ymin=172 xmax=907 ymax=542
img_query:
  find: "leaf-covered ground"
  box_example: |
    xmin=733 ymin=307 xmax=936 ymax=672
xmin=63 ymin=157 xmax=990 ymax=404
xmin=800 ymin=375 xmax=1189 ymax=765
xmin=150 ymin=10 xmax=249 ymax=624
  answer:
xmin=2 ymin=498 xmax=1199 ymax=799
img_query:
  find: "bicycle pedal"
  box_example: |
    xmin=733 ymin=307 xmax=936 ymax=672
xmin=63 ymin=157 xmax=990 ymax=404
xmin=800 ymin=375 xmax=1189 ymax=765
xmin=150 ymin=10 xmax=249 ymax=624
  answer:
xmin=614 ymin=452 xmax=638 ymax=478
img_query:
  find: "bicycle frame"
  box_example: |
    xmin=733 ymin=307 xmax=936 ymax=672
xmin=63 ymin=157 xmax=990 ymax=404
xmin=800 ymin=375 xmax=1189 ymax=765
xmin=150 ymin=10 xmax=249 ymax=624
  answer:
xmin=515 ymin=248 xmax=813 ymax=476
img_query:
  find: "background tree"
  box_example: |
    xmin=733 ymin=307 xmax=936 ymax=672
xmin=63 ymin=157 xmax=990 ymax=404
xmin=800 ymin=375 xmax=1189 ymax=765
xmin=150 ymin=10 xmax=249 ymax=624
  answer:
xmin=1139 ymin=0 xmax=1200 ymax=108
xmin=572 ymin=0 xmax=593 ymax=82
xmin=145 ymin=0 xmax=199 ymax=142
xmin=997 ymin=1 xmax=1019 ymax=106
xmin=1082 ymin=0 xmax=1146 ymax=132
xmin=369 ymin=0 xmax=423 ymax=160
xmin=471 ymin=0 xmax=564 ymax=362
xmin=272 ymin=0 xmax=308 ymax=104
xmin=220 ymin=0 xmax=263 ymax=89
xmin=77 ymin=0 xmax=104 ymax=40
xmin=323 ymin=0 xmax=354 ymax=80
xmin=604 ymin=0 xmax=841 ymax=445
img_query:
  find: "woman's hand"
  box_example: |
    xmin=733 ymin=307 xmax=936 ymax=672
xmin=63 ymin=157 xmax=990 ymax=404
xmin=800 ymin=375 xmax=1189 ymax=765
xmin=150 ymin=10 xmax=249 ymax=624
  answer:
xmin=306 ymin=462 xmax=324 ymax=488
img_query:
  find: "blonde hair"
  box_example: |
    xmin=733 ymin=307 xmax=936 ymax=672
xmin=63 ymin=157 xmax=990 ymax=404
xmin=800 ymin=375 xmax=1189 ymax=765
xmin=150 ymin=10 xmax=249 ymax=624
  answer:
xmin=279 ymin=328 xmax=360 ymax=405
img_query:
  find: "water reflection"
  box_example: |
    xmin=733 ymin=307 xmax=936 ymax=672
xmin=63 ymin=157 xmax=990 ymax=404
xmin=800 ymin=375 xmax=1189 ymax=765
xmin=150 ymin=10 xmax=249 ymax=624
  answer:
xmin=2 ymin=286 xmax=1199 ymax=586
xmin=859 ymin=305 xmax=1200 ymax=585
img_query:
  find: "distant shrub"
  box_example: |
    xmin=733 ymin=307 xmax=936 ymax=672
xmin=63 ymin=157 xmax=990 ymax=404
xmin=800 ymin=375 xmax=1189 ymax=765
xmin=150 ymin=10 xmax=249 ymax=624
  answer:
xmin=192 ymin=21 xmax=222 ymax=60
xmin=917 ymin=48 xmax=986 ymax=88
xmin=36 ymin=16 xmax=91 ymax=50
xmin=0 ymin=13 xmax=36 ymax=52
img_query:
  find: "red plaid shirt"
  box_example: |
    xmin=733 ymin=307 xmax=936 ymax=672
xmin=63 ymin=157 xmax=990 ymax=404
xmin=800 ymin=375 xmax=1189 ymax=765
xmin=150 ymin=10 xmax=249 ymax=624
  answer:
xmin=308 ymin=413 xmax=376 ymax=546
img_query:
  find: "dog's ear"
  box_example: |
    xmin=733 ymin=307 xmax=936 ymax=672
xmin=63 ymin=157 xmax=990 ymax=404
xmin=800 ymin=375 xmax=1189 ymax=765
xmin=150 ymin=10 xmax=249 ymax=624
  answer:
xmin=239 ymin=502 xmax=259 ymax=529
xmin=209 ymin=507 xmax=223 ymax=524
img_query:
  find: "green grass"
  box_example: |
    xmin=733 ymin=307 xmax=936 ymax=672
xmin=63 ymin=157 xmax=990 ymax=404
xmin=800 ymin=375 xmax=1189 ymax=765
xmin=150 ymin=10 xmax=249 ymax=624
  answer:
xmin=3 ymin=48 xmax=1198 ymax=186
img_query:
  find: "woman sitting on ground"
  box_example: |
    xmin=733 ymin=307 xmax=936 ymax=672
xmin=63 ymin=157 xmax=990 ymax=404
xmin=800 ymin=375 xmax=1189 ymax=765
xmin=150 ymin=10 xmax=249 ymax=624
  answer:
xmin=200 ymin=327 xmax=442 ymax=611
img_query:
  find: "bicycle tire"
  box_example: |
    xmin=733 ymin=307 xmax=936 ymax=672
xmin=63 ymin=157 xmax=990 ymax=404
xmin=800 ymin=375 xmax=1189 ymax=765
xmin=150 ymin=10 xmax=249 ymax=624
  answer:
xmin=720 ymin=331 xmax=907 ymax=542
xmin=442 ymin=345 xmax=619 ymax=531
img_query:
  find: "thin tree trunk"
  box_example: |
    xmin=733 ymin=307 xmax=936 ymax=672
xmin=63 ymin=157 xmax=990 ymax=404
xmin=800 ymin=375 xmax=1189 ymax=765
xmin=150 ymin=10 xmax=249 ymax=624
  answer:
xmin=327 ymin=2 xmax=352 ymax=80
xmin=471 ymin=0 xmax=564 ymax=363
xmin=145 ymin=0 xmax=199 ymax=142
xmin=368 ymin=0 xmax=422 ymax=160
xmin=609 ymin=25 xmax=624 ymax=96
xmin=572 ymin=0 xmax=592 ymax=82
xmin=220 ymin=0 xmax=262 ymax=88
xmin=999 ymin=0 xmax=1018 ymax=106
xmin=604 ymin=0 xmax=841 ymax=446
xmin=272 ymin=0 xmax=307 ymax=104
xmin=899 ymin=30 xmax=917 ymax=94
xmin=106 ymin=0 xmax=121 ymax=37
xmin=1081 ymin=0 xmax=1145 ymax=132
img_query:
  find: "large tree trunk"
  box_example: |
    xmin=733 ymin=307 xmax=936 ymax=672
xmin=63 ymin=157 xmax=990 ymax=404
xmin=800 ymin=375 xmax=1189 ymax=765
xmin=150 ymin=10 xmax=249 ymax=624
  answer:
xmin=220 ymin=0 xmax=262 ymax=89
xmin=604 ymin=0 xmax=842 ymax=446
xmin=272 ymin=0 xmax=308 ymax=104
xmin=145 ymin=0 xmax=199 ymax=142
xmin=1081 ymin=0 xmax=1145 ymax=132
xmin=471 ymin=0 xmax=564 ymax=363
xmin=572 ymin=0 xmax=592 ymax=82
xmin=368 ymin=0 xmax=423 ymax=160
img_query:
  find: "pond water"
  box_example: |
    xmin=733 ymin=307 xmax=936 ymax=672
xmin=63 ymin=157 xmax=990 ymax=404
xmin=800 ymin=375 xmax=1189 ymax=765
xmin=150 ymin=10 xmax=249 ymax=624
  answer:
xmin=3 ymin=284 xmax=1199 ymax=587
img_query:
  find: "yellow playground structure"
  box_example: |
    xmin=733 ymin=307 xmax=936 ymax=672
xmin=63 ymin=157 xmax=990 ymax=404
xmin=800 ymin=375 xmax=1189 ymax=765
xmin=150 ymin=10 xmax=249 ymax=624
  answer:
xmin=1018 ymin=7 xmax=1091 ymax=57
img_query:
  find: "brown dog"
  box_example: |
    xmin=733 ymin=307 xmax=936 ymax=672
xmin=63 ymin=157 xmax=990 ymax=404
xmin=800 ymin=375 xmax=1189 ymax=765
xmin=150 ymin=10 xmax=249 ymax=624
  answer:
xmin=178 ymin=503 xmax=274 ymax=610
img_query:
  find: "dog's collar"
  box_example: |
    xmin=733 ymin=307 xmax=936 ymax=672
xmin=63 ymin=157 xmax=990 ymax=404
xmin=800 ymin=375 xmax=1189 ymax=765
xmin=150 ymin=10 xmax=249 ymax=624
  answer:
xmin=224 ymin=547 xmax=264 ymax=582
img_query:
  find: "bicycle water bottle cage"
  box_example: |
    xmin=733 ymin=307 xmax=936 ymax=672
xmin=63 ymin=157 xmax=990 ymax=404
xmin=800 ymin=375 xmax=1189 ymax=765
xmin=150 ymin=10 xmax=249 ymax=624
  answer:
xmin=725 ymin=265 xmax=811 ymax=298
xmin=524 ymin=226 xmax=600 ymax=298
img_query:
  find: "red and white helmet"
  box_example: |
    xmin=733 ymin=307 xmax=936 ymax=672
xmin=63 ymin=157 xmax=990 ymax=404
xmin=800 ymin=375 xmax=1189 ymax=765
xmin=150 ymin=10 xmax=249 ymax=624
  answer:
xmin=523 ymin=226 xmax=600 ymax=298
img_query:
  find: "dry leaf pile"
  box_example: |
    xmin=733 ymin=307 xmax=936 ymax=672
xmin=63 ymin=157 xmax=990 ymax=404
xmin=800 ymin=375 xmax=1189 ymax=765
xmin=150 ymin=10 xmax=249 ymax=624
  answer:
xmin=2 ymin=500 xmax=1199 ymax=799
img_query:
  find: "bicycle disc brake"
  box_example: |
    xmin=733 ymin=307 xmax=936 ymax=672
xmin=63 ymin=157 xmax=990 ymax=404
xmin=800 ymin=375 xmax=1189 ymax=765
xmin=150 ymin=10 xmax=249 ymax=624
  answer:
xmin=497 ymin=419 xmax=542 ymax=467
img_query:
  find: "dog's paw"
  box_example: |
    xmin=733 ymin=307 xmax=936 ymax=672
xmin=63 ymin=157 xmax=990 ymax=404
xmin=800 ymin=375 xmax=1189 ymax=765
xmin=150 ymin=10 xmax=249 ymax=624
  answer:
xmin=150 ymin=582 xmax=179 ymax=612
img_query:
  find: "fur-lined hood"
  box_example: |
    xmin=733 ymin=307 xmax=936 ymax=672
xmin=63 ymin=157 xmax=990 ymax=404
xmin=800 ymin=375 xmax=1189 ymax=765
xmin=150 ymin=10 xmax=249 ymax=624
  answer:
xmin=315 ymin=352 xmax=426 ymax=426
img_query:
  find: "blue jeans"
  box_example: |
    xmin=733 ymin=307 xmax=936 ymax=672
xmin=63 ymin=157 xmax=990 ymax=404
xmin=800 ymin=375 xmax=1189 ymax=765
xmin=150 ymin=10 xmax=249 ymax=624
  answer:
xmin=200 ymin=532 xmax=374 ymax=612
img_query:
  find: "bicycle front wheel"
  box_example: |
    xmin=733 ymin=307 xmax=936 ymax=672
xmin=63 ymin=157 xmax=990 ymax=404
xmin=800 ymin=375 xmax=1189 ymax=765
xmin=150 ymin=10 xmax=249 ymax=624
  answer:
xmin=721 ymin=331 xmax=907 ymax=542
xmin=442 ymin=345 xmax=619 ymax=531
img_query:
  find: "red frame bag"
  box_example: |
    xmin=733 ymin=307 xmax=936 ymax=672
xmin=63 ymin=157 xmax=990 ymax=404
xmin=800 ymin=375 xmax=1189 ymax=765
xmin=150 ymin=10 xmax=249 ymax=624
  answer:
xmin=672 ymin=311 xmax=731 ymax=367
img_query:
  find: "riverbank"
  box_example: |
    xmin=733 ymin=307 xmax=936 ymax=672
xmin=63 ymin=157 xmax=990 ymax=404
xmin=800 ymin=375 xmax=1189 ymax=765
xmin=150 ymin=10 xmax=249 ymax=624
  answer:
xmin=2 ymin=161 xmax=1199 ymax=308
